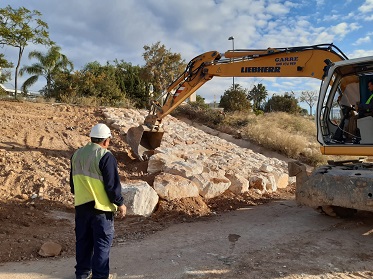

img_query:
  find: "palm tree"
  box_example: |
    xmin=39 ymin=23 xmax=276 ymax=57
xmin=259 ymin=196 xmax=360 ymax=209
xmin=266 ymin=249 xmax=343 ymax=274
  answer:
xmin=19 ymin=46 xmax=73 ymax=96
xmin=247 ymin=83 xmax=268 ymax=111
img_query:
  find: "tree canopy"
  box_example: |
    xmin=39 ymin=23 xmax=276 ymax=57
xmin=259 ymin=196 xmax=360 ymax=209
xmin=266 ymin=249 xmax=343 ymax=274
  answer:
xmin=264 ymin=92 xmax=301 ymax=114
xmin=0 ymin=53 xmax=13 ymax=84
xmin=113 ymin=60 xmax=148 ymax=108
xmin=299 ymin=90 xmax=318 ymax=115
xmin=19 ymin=45 xmax=73 ymax=95
xmin=142 ymin=41 xmax=186 ymax=98
xmin=219 ymin=84 xmax=251 ymax=112
xmin=60 ymin=61 xmax=124 ymax=105
xmin=0 ymin=5 xmax=53 ymax=98
xmin=247 ymin=83 xmax=268 ymax=111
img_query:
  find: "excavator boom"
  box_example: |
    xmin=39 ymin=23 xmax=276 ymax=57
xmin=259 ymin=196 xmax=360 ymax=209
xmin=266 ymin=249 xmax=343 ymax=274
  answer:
xmin=127 ymin=43 xmax=347 ymax=160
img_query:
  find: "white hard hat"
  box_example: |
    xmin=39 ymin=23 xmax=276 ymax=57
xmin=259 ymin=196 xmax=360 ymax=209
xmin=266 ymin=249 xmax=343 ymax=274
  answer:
xmin=89 ymin=123 xmax=112 ymax=138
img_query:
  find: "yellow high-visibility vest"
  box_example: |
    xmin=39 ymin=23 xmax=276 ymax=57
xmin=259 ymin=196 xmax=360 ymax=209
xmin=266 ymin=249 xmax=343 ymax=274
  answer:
xmin=72 ymin=142 xmax=117 ymax=212
xmin=366 ymin=93 xmax=373 ymax=105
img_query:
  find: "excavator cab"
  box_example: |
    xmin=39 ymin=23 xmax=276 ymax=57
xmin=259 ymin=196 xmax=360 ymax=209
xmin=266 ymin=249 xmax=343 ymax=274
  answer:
xmin=317 ymin=57 xmax=373 ymax=155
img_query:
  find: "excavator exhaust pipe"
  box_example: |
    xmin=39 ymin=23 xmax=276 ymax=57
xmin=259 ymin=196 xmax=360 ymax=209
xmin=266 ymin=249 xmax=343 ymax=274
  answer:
xmin=126 ymin=125 xmax=164 ymax=161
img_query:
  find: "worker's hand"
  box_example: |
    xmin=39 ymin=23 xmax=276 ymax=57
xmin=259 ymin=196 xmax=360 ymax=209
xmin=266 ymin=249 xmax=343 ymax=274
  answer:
xmin=117 ymin=204 xmax=127 ymax=219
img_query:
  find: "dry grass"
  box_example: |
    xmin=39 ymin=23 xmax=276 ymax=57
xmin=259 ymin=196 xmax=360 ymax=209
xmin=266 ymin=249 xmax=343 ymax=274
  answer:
xmin=229 ymin=112 xmax=327 ymax=165
xmin=174 ymin=106 xmax=349 ymax=167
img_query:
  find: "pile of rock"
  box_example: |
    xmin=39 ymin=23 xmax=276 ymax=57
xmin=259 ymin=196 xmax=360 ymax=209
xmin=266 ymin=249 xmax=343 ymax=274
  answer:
xmin=103 ymin=108 xmax=291 ymax=217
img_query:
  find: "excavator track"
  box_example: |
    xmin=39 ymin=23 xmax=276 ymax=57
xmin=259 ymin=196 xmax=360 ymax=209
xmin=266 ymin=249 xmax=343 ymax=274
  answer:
xmin=316 ymin=205 xmax=357 ymax=218
xmin=289 ymin=161 xmax=373 ymax=216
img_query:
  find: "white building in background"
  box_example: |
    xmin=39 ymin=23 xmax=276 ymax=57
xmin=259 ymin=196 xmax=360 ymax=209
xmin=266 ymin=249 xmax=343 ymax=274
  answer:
xmin=0 ymin=68 xmax=40 ymax=98
xmin=0 ymin=83 xmax=40 ymax=98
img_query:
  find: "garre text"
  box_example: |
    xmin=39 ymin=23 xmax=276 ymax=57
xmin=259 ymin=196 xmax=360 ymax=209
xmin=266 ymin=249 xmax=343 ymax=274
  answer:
xmin=241 ymin=67 xmax=281 ymax=73
xmin=275 ymin=57 xmax=298 ymax=62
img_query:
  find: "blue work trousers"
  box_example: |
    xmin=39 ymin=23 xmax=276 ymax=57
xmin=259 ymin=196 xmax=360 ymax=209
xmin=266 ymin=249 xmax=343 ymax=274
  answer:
xmin=75 ymin=203 xmax=114 ymax=279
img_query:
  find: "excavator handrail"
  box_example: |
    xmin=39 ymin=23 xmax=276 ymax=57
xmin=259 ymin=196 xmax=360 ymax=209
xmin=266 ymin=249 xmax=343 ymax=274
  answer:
xmin=224 ymin=43 xmax=349 ymax=61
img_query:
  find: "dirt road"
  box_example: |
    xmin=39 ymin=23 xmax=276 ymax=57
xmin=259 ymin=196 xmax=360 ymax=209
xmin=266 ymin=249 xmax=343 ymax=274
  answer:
xmin=0 ymin=199 xmax=372 ymax=279
xmin=0 ymin=100 xmax=372 ymax=278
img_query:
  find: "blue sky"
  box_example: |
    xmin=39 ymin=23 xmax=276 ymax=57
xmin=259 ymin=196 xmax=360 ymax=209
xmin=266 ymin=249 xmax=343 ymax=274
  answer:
xmin=1 ymin=0 xmax=373 ymax=107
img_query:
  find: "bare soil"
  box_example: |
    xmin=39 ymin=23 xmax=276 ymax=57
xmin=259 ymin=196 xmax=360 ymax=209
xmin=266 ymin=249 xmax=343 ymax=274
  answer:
xmin=0 ymin=100 xmax=283 ymax=263
xmin=0 ymin=100 xmax=372 ymax=279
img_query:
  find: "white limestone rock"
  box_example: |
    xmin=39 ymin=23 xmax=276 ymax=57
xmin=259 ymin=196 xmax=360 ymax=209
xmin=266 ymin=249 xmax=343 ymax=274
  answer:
xmin=164 ymin=159 xmax=204 ymax=178
xmin=266 ymin=174 xmax=277 ymax=193
xmin=226 ymin=173 xmax=250 ymax=194
xmin=191 ymin=171 xmax=231 ymax=199
xmin=260 ymin=164 xmax=274 ymax=173
xmin=153 ymin=173 xmax=200 ymax=201
xmin=147 ymin=152 xmax=182 ymax=174
xmin=249 ymin=175 xmax=268 ymax=193
xmin=273 ymin=171 xmax=289 ymax=189
xmin=121 ymin=181 xmax=159 ymax=217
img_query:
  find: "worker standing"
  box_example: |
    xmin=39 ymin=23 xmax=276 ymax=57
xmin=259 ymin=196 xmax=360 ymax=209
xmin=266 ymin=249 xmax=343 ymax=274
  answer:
xmin=70 ymin=123 xmax=126 ymax=279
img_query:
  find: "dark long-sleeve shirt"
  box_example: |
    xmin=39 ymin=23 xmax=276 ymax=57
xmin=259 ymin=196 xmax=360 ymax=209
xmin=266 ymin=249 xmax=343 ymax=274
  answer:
xmin=70 ymin=152 xmax=124 ymax=207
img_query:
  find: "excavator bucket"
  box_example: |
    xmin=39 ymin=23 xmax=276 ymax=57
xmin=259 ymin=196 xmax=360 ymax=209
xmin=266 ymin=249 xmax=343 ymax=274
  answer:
xmin=126 ymin=125 xmax=164 ymax=160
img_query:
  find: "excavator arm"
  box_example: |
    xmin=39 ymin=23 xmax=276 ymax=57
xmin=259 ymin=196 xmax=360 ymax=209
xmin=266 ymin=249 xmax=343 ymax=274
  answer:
xmin=128 ymin=43 xmax=348 ymax=160
xmin=145 ymin=44 xmax=346 ymax=127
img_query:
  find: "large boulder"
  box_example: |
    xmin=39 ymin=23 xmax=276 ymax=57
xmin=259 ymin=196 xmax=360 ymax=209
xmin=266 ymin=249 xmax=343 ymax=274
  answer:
xmin=147 ymin=152 xmax=181 ymax=174
xmin=226 ymin=172 xmax=250 ymax=194
xmin=121 ymin=181 xmax=159 ymax=217
xmin=164 ymin=159 xmax=204 ymax=178
xmin=266 ymin=174 xmax=277 ymax=193
xmin=153 ymin=173 xmax=200 ymax=201
xmin=273 ymin=171 xmax=289 ymax=189
xmin=191 ymin=171 xmax=231 ymax=199
xmin=249 ymin=175 xmax=268 ymax=193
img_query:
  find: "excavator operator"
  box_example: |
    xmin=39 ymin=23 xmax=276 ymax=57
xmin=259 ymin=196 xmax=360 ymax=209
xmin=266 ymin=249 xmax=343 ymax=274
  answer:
xmin=358 ymin=79 xmax=373 ymax=117
xmin=346 ymin=79 xmax=373 ymax=142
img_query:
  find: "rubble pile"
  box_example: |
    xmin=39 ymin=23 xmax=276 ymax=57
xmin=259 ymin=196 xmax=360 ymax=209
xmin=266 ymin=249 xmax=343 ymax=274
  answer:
xmin=103 ymin=108 xmax=292 ymax=216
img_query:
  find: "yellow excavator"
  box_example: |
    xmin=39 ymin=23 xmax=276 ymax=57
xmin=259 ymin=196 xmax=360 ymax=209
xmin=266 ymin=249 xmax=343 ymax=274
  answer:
xmin=127 ymin=43 xmax=373 ymax=216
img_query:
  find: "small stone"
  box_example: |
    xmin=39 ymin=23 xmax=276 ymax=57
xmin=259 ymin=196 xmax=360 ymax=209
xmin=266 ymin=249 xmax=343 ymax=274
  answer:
xmin=38 ymin=241 xmax=62 ymax=257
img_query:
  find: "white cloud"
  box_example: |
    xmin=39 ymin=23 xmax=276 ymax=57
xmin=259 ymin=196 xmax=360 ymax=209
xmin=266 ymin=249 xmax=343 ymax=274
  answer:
xmin=358 ymin=0 xmax=373 ymax=13
xmin=363 ymin=15 xmax=373 ymax=21
xmin=353 ymin=36 xmax=371 ymax=46
xmin=1 ymin=0 xmax=372 ymax=105
xmin=266 ymin=2 xmax=290 ymax=15
xmin=329 ymin=22 xmax=360 ymax=39
xmin=349 ymin=49 xmax=373 ymax=58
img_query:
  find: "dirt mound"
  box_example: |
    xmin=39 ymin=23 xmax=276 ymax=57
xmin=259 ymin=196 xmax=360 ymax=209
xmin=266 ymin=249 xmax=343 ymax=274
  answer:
xmin=0 ymin=100 xmax=290 ymax=263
